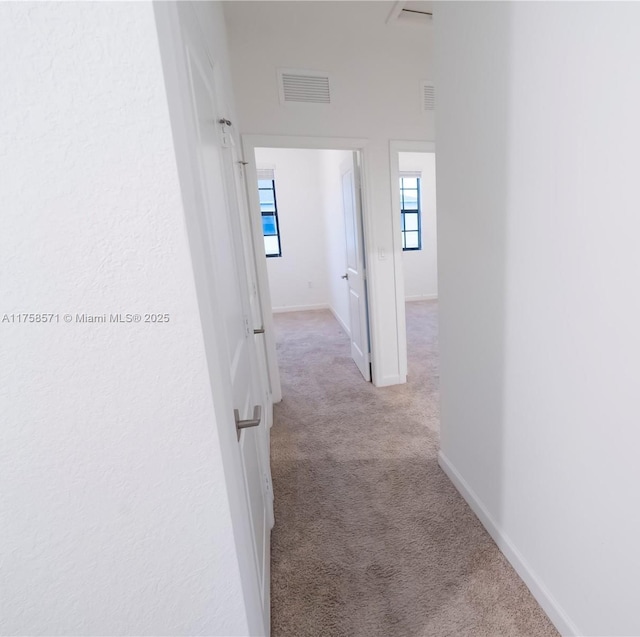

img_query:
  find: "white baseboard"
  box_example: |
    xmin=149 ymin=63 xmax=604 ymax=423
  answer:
xmin=406 ymin=294 xmax=438 ymax=302
xmin=272 ymin=303 xmax=329 ymax=314
xmin=438 ymin=450 xmax=581 ymax=637
xmin=329 ymin=306 xmax=351 ymax=337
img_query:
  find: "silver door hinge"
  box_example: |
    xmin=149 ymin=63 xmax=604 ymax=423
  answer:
xmin=218 ymin=118 xmax=234 ymax=148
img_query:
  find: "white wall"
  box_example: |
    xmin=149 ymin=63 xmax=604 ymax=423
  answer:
xmin=320 ymin=150 xmax=353 ymax=334
xmin=224 ymin=1 xmax=434 ymax=385
xmin=1 ymin=3 xmax=250 ymax=635
xmin=255 ymin=148 xmax=329 ymax=312
xmin=436 ymin=3 xmax=640 ymax=636
xmin=399 ymin=152 xmax=438 ymax=300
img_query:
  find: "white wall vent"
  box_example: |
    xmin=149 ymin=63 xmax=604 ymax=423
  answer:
xmin=421 ymin=81 xmax=435 ymax=112
xmin=278 ymin=69 xmax=331 ymax=105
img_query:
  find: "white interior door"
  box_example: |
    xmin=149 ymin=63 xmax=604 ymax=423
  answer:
xmin=181 ymin=11 xmax=273 ymax=632
xmin=230 ymin=150 xmax=275 ymax=427
xmin=342 ymin=153 xmax=372 ymax=381
xmin=220 ymin=134 xmax=275 ymax=605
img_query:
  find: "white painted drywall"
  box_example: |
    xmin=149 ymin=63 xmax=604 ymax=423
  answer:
xmin=0 ymin=3 xmax=249 ymax=635
xmin=254 ymin=148 xmax=329 ymax=312
xmin=436 ymin=3 xmax=640 ymax=635
xmin=320 ymin=150 xmax=353 ymax=334
xmin=399 ymin=152 xmax=438 ymax=300
xmin=224 ymin=1 xmax=434 ymax=385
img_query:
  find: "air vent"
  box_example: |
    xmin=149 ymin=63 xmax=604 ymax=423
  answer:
xmin=421 ymin=81 xmax=435 ymax=112
xmin=278 ymin=69 xmax=331 ymax=104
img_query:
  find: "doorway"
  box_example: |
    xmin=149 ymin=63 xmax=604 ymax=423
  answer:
xmin=243 ymin=137 xmax=374 ymax=393
xmin=390 ymin=141 xmax=438 ymax=379
xmin=396 ymin=151 xmax=438 ymax=302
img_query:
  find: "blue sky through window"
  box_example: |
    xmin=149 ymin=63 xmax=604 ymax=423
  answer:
xmin=258 ymin=178 xmax=281 ymax=257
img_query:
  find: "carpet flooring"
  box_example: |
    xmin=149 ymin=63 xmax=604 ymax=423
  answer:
xmin=270 ymin=301 xmax=558 ymax=637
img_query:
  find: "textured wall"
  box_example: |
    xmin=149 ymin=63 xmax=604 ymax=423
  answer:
xmin=0 ymin=3 xmax=244 ymax=634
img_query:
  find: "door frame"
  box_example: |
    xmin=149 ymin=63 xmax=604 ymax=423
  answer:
xmin=241 ymin=134 xmax=378 ymax=392
xmin=389 ymin=139 xmax=436 ymax=381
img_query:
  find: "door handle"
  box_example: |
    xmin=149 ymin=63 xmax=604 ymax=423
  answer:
xmin=341 ymin=273 xmax=349 ymax=280
xmin=253 ymin=327 xmax=265 ymax=334
xmin=235 ymin=405 xmax=262 ymax=440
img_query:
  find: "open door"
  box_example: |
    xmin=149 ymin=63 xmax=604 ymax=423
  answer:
xmin=178 ymin=5 xmax=273 ymax=633
xmin=341 ymin=153 xmax=372 ymax=382
xmin=231 ymin=148 xmax=275 ymax=428
xmin=220 ymin=136 xmax=275 ymax=616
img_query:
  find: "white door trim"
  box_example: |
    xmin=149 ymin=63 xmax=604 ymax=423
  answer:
xmin=389 ymin=140 xmax=436 ymax=382
xmin=241 ymin=134 xmax=384 ymax=387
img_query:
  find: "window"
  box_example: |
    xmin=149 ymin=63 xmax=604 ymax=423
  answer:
xmin=399 ymin=173 xmax=422 ymax=251
xmin=257 ymin=169 xmax=281 ymax=257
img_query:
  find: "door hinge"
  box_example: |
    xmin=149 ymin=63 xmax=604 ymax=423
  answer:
xmin=218 ymin=118 xmax=234 ymax=148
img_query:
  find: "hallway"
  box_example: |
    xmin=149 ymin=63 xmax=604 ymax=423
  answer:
xmin=270 ymin=302 xmax=557 ymax=637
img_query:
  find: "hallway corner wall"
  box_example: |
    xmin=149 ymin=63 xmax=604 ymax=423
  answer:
xmin=0 ymin=2 xmax=248 ymax=635
xmin=435 ymin=3 xmax=640 ymax=636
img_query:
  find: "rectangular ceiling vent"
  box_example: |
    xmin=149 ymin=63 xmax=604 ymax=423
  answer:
xmin=278 ymin=69 xmax=331 ymax=105
xmin=421 ymin=81 xmax=435 ymax=112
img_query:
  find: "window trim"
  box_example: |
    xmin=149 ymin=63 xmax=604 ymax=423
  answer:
xmin=257 ymin=173 xmax=282 ymax=258
xmin=399 ymin=173 xmax=422 ymax=251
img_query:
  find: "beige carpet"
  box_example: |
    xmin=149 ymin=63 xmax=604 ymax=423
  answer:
xmin=270 ymin=301 xmax=558 ymax=637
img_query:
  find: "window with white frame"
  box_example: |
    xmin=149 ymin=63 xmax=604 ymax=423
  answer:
xmin=257 ymin=168 xmax=282 ymax=257
xmin=399 ymin=172 xmax=422 ymax=251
